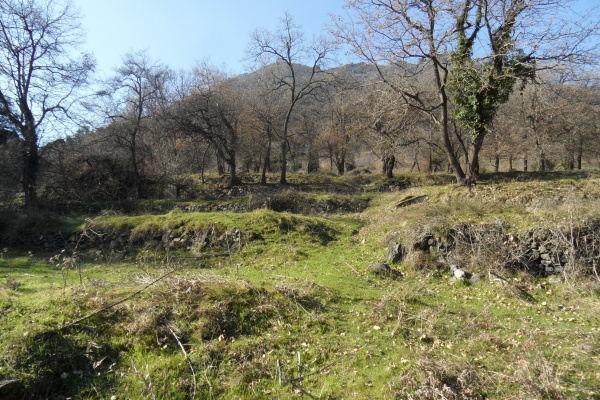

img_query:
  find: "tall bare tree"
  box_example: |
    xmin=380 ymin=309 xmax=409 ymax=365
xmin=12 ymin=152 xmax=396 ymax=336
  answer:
xmin=337 ymin=0 xmax=599 ymax=184
xmin=246 ymin=12 xmax=333 ymax=184
xmin=236 ymin=66 xmax=286 ymax=184
xmin=98 ymin=51 xmax=172 ymax=199
xmin=168 ymin=63 xmax=242 ymax=188
xmin=0 ymin=0 xmax=94 ymax=209
xmin=337 ymin=0 xmax=465 ymax=181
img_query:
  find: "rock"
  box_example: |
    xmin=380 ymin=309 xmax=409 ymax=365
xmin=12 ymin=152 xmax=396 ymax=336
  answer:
xmin=528 ymin=250 xmax=540 ymax=261
xmin=0 ymin=379 xmax=21 ymax=399
xmin=469 ymin=272 xmax=485 ymax=284
xmin=367 ymin=263 xmax=403 ymax=280
xmin=386 ymin=240 xmax=405 ymax=263
xmin=548 ymin=276 xmax=563 ymax=284
xmin=378 ymin=179 xmax=411 ymax=192
xmin=395 ymin=195 xmax=428 ymax=208
xmin=554 ymin=265 xmax=564 ymax=273
xmin=454 ymin=269 xmax=467 ymax=279
xmin=450 ymin=264 xmax=472 ymax=280
xmin=413 ymin=234 xmax=434 ymax=252
xmin=0 ymin=379 xmax=19 ymax=389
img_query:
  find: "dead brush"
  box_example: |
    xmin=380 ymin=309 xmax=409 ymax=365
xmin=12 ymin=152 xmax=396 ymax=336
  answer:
xmin=274 ymin=282 xmax=325 ymax=313
xmin=510 ymin=353 xmax=566 ymax=400
xmin=368 ymin=284 xmax=432 ymax=335
xmin=448 ymin=222 xmax=518 ymax=274
xmin=402 ymin=249 xmax=444 ymax=273
xmin=5 ymin=278 xmax=21 ymax=290
xmin=553 ymin=216 xmax=600 ymax=282
xmin=394 ymin=359 xmax=485 ymax=400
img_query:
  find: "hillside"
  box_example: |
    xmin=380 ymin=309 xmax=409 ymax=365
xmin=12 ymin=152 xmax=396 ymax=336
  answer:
xmin=1 ymin=171 xmax=599 ymax=399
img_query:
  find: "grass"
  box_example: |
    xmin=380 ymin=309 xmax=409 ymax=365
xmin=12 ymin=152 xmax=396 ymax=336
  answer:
xmin=1 ymin=171 xmax=599 ymax=399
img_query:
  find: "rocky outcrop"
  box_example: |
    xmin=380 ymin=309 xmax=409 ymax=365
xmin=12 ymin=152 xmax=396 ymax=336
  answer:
xmin=9 ymin=224 xmax=262 ymax=255
xmin=385 ymin=220 xmax=600 ymax=277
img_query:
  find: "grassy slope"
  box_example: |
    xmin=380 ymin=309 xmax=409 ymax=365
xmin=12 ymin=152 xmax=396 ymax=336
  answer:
xmin=1 ymin=172 xmax=599 ymax=399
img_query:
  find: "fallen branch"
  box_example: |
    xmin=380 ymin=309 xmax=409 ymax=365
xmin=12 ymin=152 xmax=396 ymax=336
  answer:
xmin=60 ymin=268 xmax=178 ymax=331
xmin=168 ymin=324 xmax=197 ymax=399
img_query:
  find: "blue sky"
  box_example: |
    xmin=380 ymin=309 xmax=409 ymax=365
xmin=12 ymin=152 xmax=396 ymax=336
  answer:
xmin=76 ymin=0 xmax=598 ymax=78
xmin=76 ymin=0 xmax=346 ymax=77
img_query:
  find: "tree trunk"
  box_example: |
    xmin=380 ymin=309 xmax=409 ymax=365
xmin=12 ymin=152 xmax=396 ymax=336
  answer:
xmin=216 ymin=152 xmax=225 ymax=175
xmin=576 ymin=134 xmax=583 ymax=170
xmin=465 ymin=133 xmax=485 ymax=185
xmin=410 ymin=157 xmax=419 ymax=172
xmin=131 ymin=145 xmax=144 ymax=199
xmin=382 ymin=154 xmax=395 ymax=179
xmin=336 ymin=156 xmax=345 ymax=176
xmin=306 ymin=143 xmax=319 ymax=174
xmin=440 ymin=97 xmax=466 ymax=184
xmin=22 ymin=129 xmax=40 ymax=211
xmin=538 ymin=150 xmax=546 ymax=172
xmin=568 ymin=153 xmax=575 ymax=170
xmin=261 ymin=134 xmax=272 ymax=184
xmin=494 ymin=154 xmax=500 ymax=172
xmin=199 ymin=144 xmax=210 ymax=184
xmin=508 ymin=154 xmax=513 ymax=171
xmin=280 ymin=108 xmax=294 ymax=185
xmin=228 ymin=150 xmax=238 ymax=187
xmin=280 ymin=139 xmax=288 ymax=184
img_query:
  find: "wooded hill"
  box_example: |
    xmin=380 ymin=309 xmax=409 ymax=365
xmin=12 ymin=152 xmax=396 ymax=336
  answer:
xmin=1 ymin=60 xmax=598 ymax=210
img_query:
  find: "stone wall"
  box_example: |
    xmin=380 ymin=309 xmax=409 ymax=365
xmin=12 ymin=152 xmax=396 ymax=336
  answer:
xmin=387 ymin=220 xmax=600 ymax=277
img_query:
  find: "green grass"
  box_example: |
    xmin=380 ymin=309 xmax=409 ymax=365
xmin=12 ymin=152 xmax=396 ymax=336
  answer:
xmin=1 ymin=171 xmax=599 ymax=399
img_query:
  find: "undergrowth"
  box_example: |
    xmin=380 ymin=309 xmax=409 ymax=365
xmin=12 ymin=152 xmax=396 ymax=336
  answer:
xmin=1 ymin=171 xmax=599 ymax=399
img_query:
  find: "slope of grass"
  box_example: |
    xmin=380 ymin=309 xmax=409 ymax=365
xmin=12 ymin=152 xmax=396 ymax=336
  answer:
xmin=1 ymin=172 xmax=599 ymax=399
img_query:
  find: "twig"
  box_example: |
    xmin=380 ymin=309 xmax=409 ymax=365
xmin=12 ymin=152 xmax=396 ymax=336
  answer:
xmin=168 ymin=325 xmax=197 ymax=399
xmin=289 ymin=380 xmax=317 ymax=399
xmin=202 ymin=361 xmax=213 ymax=400
xmin=288 ymin=344 xmax=366 ymax=384
xmin=346 ymin=263 xmax=361 ymax=276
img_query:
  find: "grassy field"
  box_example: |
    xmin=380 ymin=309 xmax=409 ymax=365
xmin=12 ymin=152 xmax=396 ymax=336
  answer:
xmin=1 ymin=171 xmax=599 ymax=399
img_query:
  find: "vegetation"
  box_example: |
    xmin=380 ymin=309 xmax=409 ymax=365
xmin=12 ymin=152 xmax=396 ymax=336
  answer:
xmin=1 ymin=171 xmax=600 ymax=399
xmin=1 ymin=0 xmax=599 ymax=398
xmin=2 ymin=1 xmax=598 ymax=209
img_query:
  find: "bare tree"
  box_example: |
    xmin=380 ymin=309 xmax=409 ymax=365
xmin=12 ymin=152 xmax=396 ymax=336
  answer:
xmin=0 ymin=0 xmax=95 ymax=210
xmin=238 ymin=67 xmax=285 ymax=184
xmin=246 ymin=12 xmax=333 ymax=184
xmin=168 ymin=63 xmax=242 ymax=188
xmin=337 ymin=0 xmax=599 ymax=184
xmin=337 ymin=0 xmax=465 ymax=181
xmin=97 ymin=51 xmax=172 ymax=199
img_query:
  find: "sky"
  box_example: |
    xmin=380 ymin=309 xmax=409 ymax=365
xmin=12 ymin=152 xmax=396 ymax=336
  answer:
xmin=75 ymin=0 xmax=347 ymax=78
xmin=75 ymin=0 xmax=599 ymax=79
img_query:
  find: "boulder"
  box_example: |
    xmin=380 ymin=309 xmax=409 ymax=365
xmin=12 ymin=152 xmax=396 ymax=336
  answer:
xmin=386 ymin=240 xmax=406 ymax=263
xmin=367 ymin=263 xmax=404 ymax=280
xmin=395 ymin=195 xmax=428 ymax=208
xmin=449 ymin=264 xmax=472 ymax=280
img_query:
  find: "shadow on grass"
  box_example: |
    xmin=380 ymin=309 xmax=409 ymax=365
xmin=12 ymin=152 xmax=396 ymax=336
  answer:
xmin=10 ymin=328 xmax=120 ymax=400
xmin=479 ymin=170 xmax=589 ymax=183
